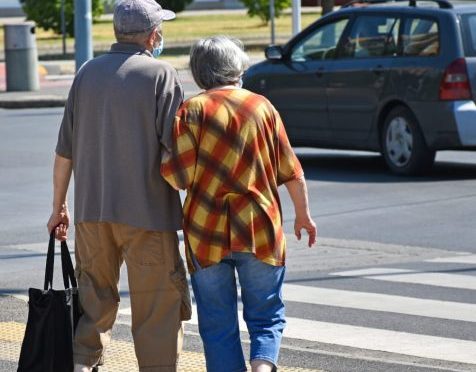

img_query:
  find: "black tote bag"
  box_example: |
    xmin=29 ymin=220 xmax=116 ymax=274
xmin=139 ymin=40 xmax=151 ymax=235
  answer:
xmin=17 ymin=232 xmax=81 ymax=372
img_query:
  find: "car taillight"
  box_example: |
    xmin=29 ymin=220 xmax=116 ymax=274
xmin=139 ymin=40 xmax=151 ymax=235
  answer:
xmin=439 ymin=58 xmax=472 ymax=100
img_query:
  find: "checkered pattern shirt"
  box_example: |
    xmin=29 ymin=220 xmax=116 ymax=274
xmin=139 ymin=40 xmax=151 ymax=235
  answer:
xmin=161 ymin=88 xmax=304 ymax=271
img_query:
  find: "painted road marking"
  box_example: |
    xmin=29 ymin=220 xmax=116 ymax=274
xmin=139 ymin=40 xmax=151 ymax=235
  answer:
xmin=331 ymin=268 xmax=476 ymax=291
xmin=118 ymin=283 xmax=476 ymax=323
xmin=118 ymin=303 xmax=476 ymax=364
xmin=426 ymin=254 xmax=476 ymax=265
xmin=283 ymin=284 xmax=476 ymax=323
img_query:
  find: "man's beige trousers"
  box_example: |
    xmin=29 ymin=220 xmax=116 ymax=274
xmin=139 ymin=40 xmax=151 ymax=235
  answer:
xmin=73 ymin=222 xmax=191 ymax=372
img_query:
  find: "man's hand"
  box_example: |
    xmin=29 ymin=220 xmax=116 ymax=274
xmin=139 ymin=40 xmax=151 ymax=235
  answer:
xmin=47 ymin=204 xmax=70 ymax=241
xmin=294 ymin=213 xmax=317 ymax=248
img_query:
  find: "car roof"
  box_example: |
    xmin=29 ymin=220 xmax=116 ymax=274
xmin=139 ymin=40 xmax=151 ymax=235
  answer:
xmin=333 ymin=1 xmax=476 ymax=16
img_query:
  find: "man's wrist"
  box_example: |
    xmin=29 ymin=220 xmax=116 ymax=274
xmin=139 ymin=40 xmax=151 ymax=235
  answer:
xmin=53 ymin=202 xmax=68 ymax=212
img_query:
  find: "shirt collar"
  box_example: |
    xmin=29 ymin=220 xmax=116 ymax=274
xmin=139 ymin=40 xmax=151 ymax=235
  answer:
xmin=109 ymin=42 xmax=153 ymax=57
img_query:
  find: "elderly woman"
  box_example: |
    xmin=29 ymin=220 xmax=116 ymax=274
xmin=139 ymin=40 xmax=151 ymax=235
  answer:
xmin=161 ymin=36 xmax=317 ymax=372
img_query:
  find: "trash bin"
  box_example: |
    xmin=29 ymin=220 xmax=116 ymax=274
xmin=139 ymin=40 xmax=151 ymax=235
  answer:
xmin=4 ymin=22 xmax=40 ymax=92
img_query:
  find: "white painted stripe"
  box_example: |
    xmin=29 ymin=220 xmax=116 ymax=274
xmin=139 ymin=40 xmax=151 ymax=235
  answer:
xmin=427 ymin=255 xmax=476 ymax=265
xmin=283 ymin=284 xmax=476 ymax=323
xmin=331 ymin=268 xmax=476 ymax=291
xmin=183 ymin=304 xmax=476 ymax=365
xmin=281 ymin=318 xmax=476 ymax=365
xmin=118 ymin=282 xmax=476 ymax=322
xmin=112 ymin=319 xmax=472 ymax=372
xmin=6 ymin=294 xmax=29 ymax=303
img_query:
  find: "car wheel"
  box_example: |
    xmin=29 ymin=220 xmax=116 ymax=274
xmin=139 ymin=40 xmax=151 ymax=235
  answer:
xmin=381 ymin=106 xmax=435 ymax=175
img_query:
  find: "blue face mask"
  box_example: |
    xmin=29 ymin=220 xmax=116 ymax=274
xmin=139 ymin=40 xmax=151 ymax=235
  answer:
xmin=152 ymin=36 xmax=164 ymax=58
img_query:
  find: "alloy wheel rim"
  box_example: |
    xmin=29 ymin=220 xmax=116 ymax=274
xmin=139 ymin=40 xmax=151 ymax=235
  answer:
xmin=386 ymin=117 xmax=413 ymax=167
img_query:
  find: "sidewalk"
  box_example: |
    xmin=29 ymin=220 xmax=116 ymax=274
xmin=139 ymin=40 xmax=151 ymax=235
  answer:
xmin=0 ymin=53 xmax=264 ymax=109
xmin=0 ymin=296 xmax=322 ymax=372
xmin=0 ymin=56 xmax=191 ymax=109
xmin=0 ymin=61 xmax=71 ymax=108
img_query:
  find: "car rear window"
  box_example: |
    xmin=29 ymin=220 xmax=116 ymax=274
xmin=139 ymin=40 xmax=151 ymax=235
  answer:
xmin=461 ymin=14 xmax=476 ymax=57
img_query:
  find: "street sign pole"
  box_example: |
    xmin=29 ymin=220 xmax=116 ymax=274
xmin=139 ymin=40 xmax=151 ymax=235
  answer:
xmin=74 ymin=0 xmax=93 ymax=71
xmin=292 ymin=0 xmax=301 ymax=36
xmin=270 ymin=0 xmax=276 ymax=44
xmin=61 ymin=0 xmax=66 ymax=56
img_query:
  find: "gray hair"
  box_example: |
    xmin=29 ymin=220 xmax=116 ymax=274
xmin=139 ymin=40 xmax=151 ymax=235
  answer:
xmin=190 ymin=36 xmax=250 ymax=90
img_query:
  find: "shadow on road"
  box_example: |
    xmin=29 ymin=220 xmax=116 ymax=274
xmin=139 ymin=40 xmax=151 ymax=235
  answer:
xmin=296 ymin=152 xmax=476 ymax=183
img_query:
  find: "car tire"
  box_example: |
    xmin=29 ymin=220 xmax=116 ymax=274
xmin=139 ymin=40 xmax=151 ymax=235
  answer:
xmin=381 ymin=106 xmax=435 ymax=176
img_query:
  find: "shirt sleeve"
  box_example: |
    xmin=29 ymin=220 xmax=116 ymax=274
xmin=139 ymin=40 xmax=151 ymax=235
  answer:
xmin=161 ymin=103 xmax=201 ymax=190
xmin=274 ymin=108 xmax=304 ymax=185
xmin=156 ymin=69 xmax=184 ymax=152
xmin=55 ymin=83 xmax=75 ymax=159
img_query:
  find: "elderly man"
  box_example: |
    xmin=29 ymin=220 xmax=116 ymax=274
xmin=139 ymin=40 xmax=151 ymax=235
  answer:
xmin=46 ymin=0 xmax=190 ymax=371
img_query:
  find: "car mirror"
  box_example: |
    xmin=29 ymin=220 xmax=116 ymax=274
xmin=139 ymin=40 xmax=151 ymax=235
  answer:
xmin=265 ymin=45 xmax=283 ymax=60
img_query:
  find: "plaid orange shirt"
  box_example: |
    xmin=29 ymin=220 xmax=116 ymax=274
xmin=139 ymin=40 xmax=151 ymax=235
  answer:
xmin=161 ymin=88 xmax=303 ymax=271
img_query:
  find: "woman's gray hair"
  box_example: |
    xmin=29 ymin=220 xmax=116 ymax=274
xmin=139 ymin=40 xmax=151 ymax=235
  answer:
xmin=190 ymin=36 xmax=250 ymax=90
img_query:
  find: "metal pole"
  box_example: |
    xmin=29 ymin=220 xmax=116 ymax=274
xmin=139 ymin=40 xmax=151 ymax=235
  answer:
xmin=61 ymin=0 xmax=66 ymax=56
xmin=270 ymin=0 xmax=276 ymax=44
xmin=292 ymin=0 xmax=301 ymax=36
xmin=74 ymin=0 xmax=93 ymax=71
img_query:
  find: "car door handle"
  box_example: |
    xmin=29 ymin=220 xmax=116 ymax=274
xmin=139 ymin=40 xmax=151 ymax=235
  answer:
xmin=315 ymin=67 xmax=325 ymax=78
xmin=372 ymin=65 xmax=385 ymax=75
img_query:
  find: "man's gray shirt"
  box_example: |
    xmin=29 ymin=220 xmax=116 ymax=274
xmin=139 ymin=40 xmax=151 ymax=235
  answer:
xmin=56 ymin=43 xmax=183 ymax=231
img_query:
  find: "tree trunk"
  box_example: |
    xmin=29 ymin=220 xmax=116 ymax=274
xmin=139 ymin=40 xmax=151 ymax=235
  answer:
xmin=321 ymin=0 xmax=335 ymax=15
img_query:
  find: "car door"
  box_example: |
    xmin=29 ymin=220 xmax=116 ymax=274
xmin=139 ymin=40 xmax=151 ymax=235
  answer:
xmin=263 ymin=17 xmax=350 ymax=146
xmin=327 ymin=13 xmax=400 ymax=146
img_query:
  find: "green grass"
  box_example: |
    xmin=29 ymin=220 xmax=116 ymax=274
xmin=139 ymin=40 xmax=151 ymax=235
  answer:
xmin=0 ymin=11 xmax=322 ymax=55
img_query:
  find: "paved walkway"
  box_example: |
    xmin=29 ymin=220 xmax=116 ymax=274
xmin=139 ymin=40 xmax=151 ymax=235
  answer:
xmin=0 ymin=294 xmax=322 ymax=371
xmin=0 ymin=53 xmax=264 ymax=108
xmin=0 ymin=297 xmax=318 ymax=372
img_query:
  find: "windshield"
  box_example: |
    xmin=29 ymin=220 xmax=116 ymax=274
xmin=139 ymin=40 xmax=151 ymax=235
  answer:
xmin=461 ymin=13 xmax=476 ymax=57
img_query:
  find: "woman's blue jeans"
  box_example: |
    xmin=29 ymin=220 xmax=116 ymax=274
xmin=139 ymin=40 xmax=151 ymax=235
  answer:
xmin=190 ymin=252 xmax=286 ymax=372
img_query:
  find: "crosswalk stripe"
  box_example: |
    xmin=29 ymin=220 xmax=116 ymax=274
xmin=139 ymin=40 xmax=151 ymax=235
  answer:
xmin=118 ymin=281 xmax=476 ymax=323
xmin=282 ymin=318 xmax=476 ymax=365
xmin=331 ymin=267 xmax=476 ymax=291
xmin=283 ymin=284 xmax=476 ymax=322
xmin=118 ymin=281 xmax=476 ymax=324
xmin=168 ymin=304 xmax=476 ymax=365
xmin=426 ymin=254 xmax=476 ymax=264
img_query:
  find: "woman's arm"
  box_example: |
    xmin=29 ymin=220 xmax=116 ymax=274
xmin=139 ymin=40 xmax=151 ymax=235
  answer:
xmin=284 ymin=176 xmax=317 ymax=247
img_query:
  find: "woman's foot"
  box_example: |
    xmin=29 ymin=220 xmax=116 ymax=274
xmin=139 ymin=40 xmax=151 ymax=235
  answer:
xmin=73 ymin=365 xmax=92 ymax=372
xmin=251 ymin=359 xmax=275 ymax=372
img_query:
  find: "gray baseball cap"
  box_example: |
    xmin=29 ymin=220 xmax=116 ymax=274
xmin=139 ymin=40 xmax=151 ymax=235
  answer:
xmin=114 ymin=0 xmax=176 ymax=34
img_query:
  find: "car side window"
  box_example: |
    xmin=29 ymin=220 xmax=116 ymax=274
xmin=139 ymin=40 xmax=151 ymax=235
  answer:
xmin=291 ymin=18 xmax=349 ymax=62
xmin=469 ymin=15 xmax=476 ymax=51
xmin=402 ymin=17 xmax=439 ymax=56
xmin=461 ymin=14 xmax=476 ymax=57
xmin=340 ymin=15 xmax=400 ymax=59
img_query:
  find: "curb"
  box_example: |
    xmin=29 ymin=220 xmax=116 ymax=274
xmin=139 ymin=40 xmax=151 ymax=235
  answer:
xmin=0 ymin=96 xmax=66 ymax=109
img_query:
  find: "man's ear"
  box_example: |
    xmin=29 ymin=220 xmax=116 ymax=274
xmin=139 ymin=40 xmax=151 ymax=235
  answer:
xmin=146 ymin=28 xmax=157 ymax=49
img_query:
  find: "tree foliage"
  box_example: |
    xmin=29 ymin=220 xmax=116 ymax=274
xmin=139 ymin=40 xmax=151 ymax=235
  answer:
xmin=155 ymin=0 xmax=193 ymax=13
xmin=240 ymin=0 xmax=292 ymax=24
xmin=19 ymin=0 xmax=103 ymax=37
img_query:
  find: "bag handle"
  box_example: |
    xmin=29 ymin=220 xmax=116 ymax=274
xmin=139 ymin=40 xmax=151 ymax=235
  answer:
xmin=44 ymin=231 xmax=77 ymax=291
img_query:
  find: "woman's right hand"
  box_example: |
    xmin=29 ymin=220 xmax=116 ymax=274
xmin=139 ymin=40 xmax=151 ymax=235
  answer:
xmin=294 ymin=213 xmax=317 ymax=248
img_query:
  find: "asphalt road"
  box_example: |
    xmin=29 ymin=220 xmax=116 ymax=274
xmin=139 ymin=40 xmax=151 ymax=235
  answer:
xmin=1 ymin=108 xmax=476 ymax=372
